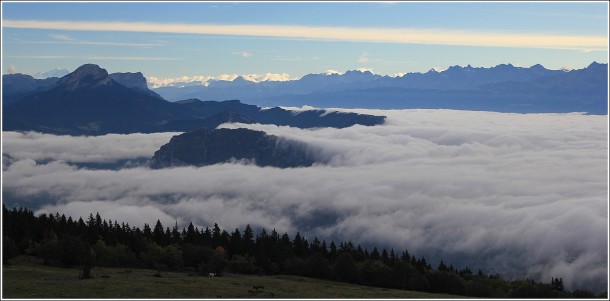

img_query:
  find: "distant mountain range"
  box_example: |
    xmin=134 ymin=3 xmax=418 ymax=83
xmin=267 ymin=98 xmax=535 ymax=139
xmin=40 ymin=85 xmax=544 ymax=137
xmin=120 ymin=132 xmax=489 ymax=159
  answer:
xmin=150 ymin=128 xmax=321 ymax=168
xmin=2 ymin=73 xmax=62 ymax=105
xmin=2 ymin=64 xmax=386 ymax=135
xmin=8 ymin=62 xmax=607 ymax=115
xmin=152 ymin=63 xmax=608 ymax=114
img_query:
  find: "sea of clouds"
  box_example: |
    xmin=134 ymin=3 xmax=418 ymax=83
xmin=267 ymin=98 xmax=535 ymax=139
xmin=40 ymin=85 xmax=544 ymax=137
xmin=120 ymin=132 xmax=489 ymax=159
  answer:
xmin=2 ymin=109 xmax=607 ymax=292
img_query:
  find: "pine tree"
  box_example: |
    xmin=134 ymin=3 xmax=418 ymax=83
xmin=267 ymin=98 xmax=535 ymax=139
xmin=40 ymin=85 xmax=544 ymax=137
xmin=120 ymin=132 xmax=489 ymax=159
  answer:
xmin=293 ymin=232 xmax=309 ymax=258
xmin=551 ymin=277 xmax=564 ymax=292
xmin=171 ymin=221 xmax=181 ymax=244
xmin=328 ymin=241 xmax=337 ymax=259
xmin=381 ymin=248 xmax=390 ymax=265
xmin=153 ymin=220 xmax=165 ymax=246
xmin=228 ymin=228 xmax=242 ymax=257
xmin=185 ymin=222 xmax=196 ymax=244
xmin=438 ymin=260 xmax=448 ymax=271
xmin=370 ymin=247 xmax=381 ymax=260
xmin=242 ymin=224 xmax=255 ymax=255
xmin=212 ymin=223 xmax=222 ymax=247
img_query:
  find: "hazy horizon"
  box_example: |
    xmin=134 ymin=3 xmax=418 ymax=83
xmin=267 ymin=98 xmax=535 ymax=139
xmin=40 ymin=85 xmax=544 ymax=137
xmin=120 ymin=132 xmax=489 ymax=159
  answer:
xmin=7 ymin=61 xmax=606 ymax=90
xmin=2 ymin=2 xmax=608 ymax=80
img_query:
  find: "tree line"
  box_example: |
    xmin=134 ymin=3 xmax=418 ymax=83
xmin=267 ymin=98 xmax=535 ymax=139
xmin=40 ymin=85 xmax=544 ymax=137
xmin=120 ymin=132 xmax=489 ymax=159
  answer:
xmin=2 ymin=205 xmax=605 ymax=298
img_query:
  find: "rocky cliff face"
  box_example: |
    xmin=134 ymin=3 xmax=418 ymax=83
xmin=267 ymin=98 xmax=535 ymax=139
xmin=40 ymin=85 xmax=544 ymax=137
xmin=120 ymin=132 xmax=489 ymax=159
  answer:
xmin=56 ymin=64 xmax=113 ymax=91
xmin=109 ymin=72 xmax=149 ymax=91
xmin=109 ymin=72 xmax=162 ymax=98
xmin=3 ymin=64 xmax=186 ymax=135
xmin=150 ymin=128 xmax=320 ymax=168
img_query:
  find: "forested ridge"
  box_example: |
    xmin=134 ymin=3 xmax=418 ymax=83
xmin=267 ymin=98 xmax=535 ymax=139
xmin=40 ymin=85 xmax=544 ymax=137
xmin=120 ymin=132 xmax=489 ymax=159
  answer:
xmin=2 ymin=205 xmax=605 ymax=298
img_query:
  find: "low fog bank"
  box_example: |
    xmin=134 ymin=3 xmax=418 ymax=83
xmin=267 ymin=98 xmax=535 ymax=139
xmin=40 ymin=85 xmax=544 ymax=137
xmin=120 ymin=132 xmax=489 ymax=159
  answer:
xmin=2 ymin=131 xmax=180 ymax=165
xmin=2 ymin=109 xmax=607 ymax=292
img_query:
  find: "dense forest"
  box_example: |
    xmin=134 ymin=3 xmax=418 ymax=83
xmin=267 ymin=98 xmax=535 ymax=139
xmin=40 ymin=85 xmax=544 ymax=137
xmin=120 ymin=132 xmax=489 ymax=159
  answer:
xmin=2 ymin=205 xmax=605 ymax=298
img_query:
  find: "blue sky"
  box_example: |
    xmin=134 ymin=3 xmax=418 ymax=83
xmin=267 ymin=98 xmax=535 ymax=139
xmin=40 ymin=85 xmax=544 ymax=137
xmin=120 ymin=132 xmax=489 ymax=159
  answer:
xmin=2 ymin=1 xmax=608 ymax=81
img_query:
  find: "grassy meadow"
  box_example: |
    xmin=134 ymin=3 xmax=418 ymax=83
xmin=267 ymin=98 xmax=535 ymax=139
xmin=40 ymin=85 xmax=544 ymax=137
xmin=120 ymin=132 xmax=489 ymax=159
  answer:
xmin=2 ymin=256 xmax=464 ymax=298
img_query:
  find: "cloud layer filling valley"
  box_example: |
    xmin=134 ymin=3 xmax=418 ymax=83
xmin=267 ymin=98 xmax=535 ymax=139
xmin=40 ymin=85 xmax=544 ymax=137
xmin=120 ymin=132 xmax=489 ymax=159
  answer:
xmin=2 ymin=109 xmax=607 ymax=292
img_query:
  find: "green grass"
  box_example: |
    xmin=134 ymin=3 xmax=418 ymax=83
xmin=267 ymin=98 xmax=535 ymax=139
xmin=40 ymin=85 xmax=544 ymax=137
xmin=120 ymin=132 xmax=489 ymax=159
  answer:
xmin=3 ymin=256 xmax=465 ymax=298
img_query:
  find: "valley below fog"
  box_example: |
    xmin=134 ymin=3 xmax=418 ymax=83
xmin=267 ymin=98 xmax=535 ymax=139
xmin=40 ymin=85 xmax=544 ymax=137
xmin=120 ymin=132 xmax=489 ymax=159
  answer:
xmin=2 ymin=108 xmax=607 ymax=292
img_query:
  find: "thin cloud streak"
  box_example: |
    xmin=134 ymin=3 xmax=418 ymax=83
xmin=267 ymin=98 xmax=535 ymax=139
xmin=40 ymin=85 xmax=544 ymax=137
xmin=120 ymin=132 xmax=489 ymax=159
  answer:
xmin=85 ymin=56 xmax=180 ymax=61
xmin=6 ymin=55 xmax=70 ymax=59
xmin=15 ymin=40 xmax=161 ymax=47
xmin=4 ymin=19 xmax=607 ymax=51
xmin=7 ymin=33 xmax=162 ymax=48
xmin=5 ymin=55 xmax=178 ymax=61
xmin=2 ymin=131 xmax=179 ymax=163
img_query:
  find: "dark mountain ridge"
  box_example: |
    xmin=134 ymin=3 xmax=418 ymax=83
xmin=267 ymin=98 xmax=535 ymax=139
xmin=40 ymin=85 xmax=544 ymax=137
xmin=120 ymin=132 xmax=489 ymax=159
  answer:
xmin=2 ymin=64 xmax=386 ymax=135
xmin=152 ymin=62 xmax=608 ymax=114
xmin=109 ymin=71 xmax=164 ymax=99
xmin=3 ymin=64 xmax=188 ymax=135
xmin=150 ymin=128 xmax=321 ymax=168
xmin=171 ymin=98 xmax=385 ymax=128
xmin=2 ymin=73 xmax=61 ymax=105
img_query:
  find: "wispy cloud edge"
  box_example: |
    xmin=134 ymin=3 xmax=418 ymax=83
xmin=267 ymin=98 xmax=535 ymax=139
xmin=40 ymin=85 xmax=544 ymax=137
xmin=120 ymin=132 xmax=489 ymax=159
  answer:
xmin=4 ymin=19 xmax=608 ymax=51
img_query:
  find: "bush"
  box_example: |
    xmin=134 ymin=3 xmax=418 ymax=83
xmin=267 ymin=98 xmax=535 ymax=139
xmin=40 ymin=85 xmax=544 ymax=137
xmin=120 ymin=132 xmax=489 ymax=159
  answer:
xmin=571 ymin=289 xmax=595 ymax=298
xmin=3 ymin=237 xmax=21 ymax=263
xmin=198 ymin=249 xmax=227 ymax=276
xmin=427 ymin=270 xmax=466 ymax=295
xmin=227 ymin=255 xmax=257 ymax=274
xmin=509 ymin=281 xmax=560 ymax=298
xmin=465 ymin=277 xmax=496 ymax=297
xmin=94 ymin=240 xmax=137 ymax=267
xmin=58 ymin=235 xmax=89 ymax=267
xmin=333 ymin=253 xmax=358 ymax=283
xmin=281 ymin=257 xmax=307 ymax=276
xmin=407 ymin=273 xmax=431 ymax=292
xmin=305 ymin=253 xmax=332 ymax=279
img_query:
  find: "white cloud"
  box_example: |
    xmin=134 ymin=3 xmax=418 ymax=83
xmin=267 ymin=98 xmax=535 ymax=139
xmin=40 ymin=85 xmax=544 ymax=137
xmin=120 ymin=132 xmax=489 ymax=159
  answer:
xmin=356 ymin=67 xmax=373 ymax=73
xmin=2 ymin=109 xmax=607 ymax=292
xmin=2 ymin=131 xmax=179 ymax=164
xmin=49 ymin=33 xmax=75 ymax=41
xmin=357 ymin=52 xmax=385 ymax=64
xmin=6 ymin=55 xmax=70 ymax=59
xmin=272 ymin=56 xmax=303 ymax=62
xmin=146 ymin=72 xmax=295 ymax=88
xmin=85 ymin=56 xmax=179 ymax=61
xmin=18 ymin=34 xmax=161 ymax=47
xmin=146 ymin=75 xmax=212 ymax=88
xmin=241 ymin=72 xmax=292 ymax=82
xmin=233 ymin=51 xmax=253 ymax=58
xmin=4 ymin=19 xmax=607 ymax=51
xmin=358 ymin=52 xmax=370 ymax=63
xmin=6 ymin=65 xmax=17 ymax=74
xmin=6 ymin=55 xmax=176 ymax=61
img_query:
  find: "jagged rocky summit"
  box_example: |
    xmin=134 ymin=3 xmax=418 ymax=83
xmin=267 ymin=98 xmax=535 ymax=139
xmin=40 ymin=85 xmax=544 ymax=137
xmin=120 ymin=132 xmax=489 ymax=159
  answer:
xmin=2 ymin=63 xmax=386 ymax=135
xmin=150 ymin=128 xmax=321 ymax=168
xmin=153 ymin=62 xmax=608 ymax=114
xmin=3 ymin=64 xmax=184 ymax=135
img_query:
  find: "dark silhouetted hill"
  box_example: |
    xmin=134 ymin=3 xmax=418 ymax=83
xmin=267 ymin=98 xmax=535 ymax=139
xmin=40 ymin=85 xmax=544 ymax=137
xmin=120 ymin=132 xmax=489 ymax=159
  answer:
xmin=2 ymin=64 xmax=385 ymax=135
xmin=3 ymin=64 xmax=188 ymax=135
xmin=150 ymin=128 xmax=320 ymax=168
